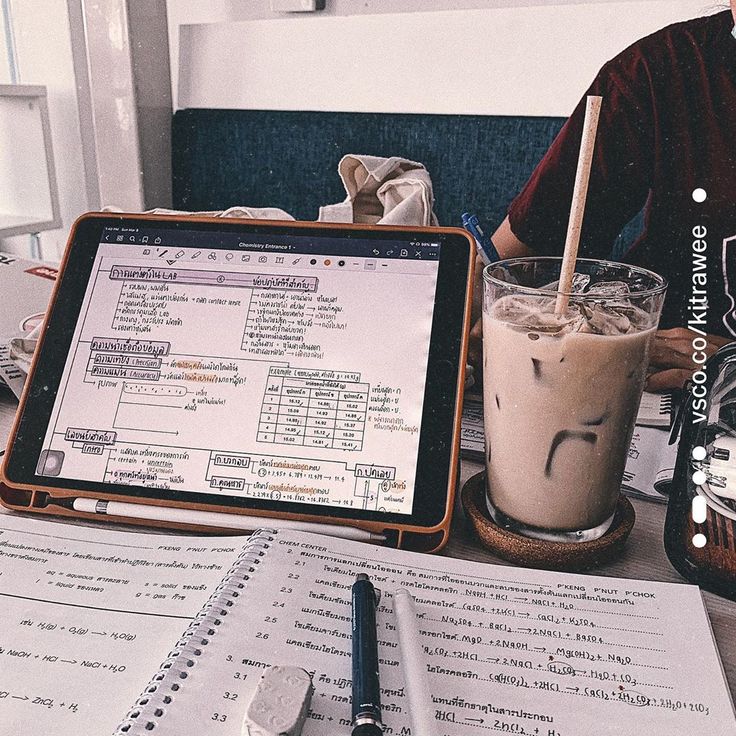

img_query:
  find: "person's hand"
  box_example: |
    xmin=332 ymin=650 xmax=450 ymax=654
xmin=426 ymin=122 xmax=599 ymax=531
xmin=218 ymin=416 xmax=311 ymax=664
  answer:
xmin=468 ymin=317 xmax=483 ymax=381
xmin=646 ymin=327 xmax=733 ymax=391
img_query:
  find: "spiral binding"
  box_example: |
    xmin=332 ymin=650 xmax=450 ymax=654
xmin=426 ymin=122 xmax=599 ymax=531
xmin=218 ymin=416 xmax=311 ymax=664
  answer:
xmin=112 ymin=529 xmax=276 ymax=734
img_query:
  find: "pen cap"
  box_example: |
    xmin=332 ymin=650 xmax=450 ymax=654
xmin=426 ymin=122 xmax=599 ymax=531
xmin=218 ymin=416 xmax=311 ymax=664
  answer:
xmin=351 ymin=724 xmax=384 ymax=736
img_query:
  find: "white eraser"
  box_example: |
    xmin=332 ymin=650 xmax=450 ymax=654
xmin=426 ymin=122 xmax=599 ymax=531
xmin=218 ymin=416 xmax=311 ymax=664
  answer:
xmin=242 ymin=665 xmax=314 ymax=736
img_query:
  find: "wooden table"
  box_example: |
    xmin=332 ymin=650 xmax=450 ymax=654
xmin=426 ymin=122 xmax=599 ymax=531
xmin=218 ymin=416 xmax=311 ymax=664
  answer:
xmin=1 ymin=391 xmax=735 ymax=699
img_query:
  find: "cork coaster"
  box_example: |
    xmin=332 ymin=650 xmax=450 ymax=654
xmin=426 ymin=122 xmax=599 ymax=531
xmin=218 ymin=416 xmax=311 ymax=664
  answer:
xmin=461 ymin=472 xmax=635 ymax=572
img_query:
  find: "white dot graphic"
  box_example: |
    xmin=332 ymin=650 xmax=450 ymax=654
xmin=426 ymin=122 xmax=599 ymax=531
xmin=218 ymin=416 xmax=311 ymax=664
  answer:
xmin=692 ymin=495 xmax=708 ymax=524
xmin=692 ymin=533 xmax=707 ymax=548
xmin=692 ymin=470 xmax=708 ymax=486
xmin=692 ymin=188 xmax=707 ymax=203
xmin=692 ymin=446 xmax=707 ymax=461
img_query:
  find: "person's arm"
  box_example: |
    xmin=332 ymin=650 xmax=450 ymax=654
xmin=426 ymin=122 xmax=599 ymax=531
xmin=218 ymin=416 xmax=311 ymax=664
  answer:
xmin=491 ymin=217 xmax=535 ymax=259
xmin=466 ymin=57 xmax=655 ymax=379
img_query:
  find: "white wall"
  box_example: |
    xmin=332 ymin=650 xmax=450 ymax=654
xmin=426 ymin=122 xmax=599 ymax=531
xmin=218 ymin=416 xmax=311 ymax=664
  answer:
xmin=1 ymin=0 xmax=88 ymax=261
xmin=169 ymin=0 xmax=719 ymax=115
xmin=0 ymin=0 xmax=724 ymax=261
xmin=166 ymin=0 xmax=702 ymax=109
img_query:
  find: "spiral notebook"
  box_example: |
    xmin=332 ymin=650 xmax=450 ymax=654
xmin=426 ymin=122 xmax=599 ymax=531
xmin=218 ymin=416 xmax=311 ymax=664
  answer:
xmin=635 ymin=390 xmax=675 ymax=428
xmin=1 ymin=513 xmax=734 ymax=735
xmin=116 ymin=532 xmax=736 ymax=736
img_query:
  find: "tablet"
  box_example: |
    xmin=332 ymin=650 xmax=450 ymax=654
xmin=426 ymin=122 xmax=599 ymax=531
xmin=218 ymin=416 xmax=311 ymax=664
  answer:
xmin=1 ymin=214 xmax=474 ymax=550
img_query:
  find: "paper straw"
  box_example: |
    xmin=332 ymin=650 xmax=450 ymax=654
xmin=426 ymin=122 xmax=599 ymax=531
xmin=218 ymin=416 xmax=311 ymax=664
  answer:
xmin=392 ymin=588 xmax=438 ymax=736
xmin=555 ymin=95 xmax=603 ymax=315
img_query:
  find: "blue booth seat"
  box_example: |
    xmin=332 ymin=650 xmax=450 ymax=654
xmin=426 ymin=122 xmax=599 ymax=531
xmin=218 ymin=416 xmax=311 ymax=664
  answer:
xmin=171 ymin=108 xmax=642 ymax=258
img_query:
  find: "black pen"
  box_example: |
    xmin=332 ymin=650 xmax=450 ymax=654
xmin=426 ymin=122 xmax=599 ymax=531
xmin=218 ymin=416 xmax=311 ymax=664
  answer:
xmin=351 ymin=573 xmax=383 ymax=735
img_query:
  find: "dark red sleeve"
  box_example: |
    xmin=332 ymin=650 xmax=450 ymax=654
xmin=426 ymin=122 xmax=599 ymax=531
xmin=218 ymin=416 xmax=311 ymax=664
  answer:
xmin=508 ymin=57 xmax=654 ymax=258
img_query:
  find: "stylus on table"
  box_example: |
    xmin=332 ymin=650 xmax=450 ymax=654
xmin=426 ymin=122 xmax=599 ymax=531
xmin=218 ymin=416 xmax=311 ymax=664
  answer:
xmin=351 ymin=573 xmax=384 ymax=736
xmin=392 ymin=588 xmax=438 ymax=736
xmin=50 ymin=497 xmax=386 ymax=543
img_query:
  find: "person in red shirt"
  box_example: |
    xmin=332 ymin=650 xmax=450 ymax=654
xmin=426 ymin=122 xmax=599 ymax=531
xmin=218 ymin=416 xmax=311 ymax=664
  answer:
xmin=483 ymin=6 xmax=736 ymax=390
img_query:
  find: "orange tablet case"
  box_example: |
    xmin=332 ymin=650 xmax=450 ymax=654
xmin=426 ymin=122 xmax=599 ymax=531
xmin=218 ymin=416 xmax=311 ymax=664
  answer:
xmin=1 ymin=214 xmax=475 ymax=552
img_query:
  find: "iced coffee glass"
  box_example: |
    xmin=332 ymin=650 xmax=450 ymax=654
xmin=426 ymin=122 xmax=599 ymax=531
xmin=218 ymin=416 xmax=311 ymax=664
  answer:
xmin=482 ymin=257 xmax=666 ymax=542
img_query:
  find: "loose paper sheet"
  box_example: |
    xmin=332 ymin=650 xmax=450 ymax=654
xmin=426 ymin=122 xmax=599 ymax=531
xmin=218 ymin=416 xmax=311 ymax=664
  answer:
xmin=0 ymin=514 xmax=243 ymax=735
xmin=621 ymin=424 xmax=677 ymax=502
xmin=0 ymin=343 xmax=25 ymax=400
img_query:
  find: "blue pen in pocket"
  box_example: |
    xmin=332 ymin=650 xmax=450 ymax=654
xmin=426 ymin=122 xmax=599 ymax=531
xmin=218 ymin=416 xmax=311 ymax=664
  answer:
xmin=462 ymin=212 xmax=501 ymax=265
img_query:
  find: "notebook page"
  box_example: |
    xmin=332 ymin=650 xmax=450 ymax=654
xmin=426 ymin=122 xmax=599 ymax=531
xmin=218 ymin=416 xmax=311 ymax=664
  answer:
xmin=144 ymin=529 xmax=735 ymax=736
xmin=459 ymin=393 xmax=485 ymax=461
xmin=620 ymin=425 xmax=677 ymax=502
xmin=0 ymin=514 xmax=243 ymax=735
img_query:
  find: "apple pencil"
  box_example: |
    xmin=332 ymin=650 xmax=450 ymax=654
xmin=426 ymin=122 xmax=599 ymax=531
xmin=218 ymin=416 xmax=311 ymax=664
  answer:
xmin=51 ymin=497 xmax=386 ymax=543
xmin=392 ymin=588 xmax=437 ymax=736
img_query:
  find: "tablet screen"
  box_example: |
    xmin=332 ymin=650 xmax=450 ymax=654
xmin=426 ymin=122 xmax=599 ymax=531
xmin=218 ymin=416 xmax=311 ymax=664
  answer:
xmin=33 ymin=223 xmax=444 ymax=518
